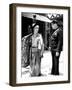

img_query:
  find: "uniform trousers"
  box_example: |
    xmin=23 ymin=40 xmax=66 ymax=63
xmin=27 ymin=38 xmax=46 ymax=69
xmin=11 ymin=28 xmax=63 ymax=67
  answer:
xmin=51 ymin=51 xmax=61 ymax=75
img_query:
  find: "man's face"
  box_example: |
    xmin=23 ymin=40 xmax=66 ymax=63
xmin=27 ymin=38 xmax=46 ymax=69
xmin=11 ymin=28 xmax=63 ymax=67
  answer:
xmin=33 ymin=25 xmax=39 ymax=35
xmin=51 ymin=23 xmax=58 ymax=30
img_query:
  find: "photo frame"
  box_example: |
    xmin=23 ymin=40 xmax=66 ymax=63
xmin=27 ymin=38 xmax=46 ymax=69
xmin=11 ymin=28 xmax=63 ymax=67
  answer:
xmin=9 ymin=3 xmax=70 ymax=86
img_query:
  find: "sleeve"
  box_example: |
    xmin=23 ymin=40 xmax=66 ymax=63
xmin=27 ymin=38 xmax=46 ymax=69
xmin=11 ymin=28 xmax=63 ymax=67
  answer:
xmin=38 ymin=34 xmax=44 ymax=56
xmin=49 ymin=35 xmax=52 ymax=48
xmin=56 ymin=30 xmax=63 ymax=51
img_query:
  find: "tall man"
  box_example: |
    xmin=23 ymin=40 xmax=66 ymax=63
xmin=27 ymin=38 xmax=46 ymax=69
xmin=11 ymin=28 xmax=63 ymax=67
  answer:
xmin=49 ymin=20 xmax=63 ymax=75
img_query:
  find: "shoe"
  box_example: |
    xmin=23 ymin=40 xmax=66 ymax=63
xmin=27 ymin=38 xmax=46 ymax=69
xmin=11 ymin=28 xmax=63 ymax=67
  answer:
xmin=38 ymin=73 xmax=42 ymax=76
xmin=51 ymin=72 xmax=59 ymax=75
xmin=54 ymin=73 xmax=59 ymax=75
xmin=51 ymin=72 xmax=54 ymax=75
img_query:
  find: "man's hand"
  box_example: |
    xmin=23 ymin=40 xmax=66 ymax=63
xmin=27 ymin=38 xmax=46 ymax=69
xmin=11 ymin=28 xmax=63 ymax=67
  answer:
xmin=56 ymin=52 xmax=59 ymax=56
xmin=40 ymin=52 xmax=43 ymax=58
xmin=40 ymin=55 xmax=43 ymax=58
xmin=49 ymin=47 xmax=51 ymax=51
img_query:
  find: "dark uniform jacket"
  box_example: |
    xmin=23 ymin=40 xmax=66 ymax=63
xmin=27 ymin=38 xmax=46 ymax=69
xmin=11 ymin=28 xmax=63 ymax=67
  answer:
xmin=50 ymin=27 xmax=63 ymax=52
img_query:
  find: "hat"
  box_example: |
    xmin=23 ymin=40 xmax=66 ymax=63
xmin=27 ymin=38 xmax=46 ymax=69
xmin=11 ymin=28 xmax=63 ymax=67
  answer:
xmin=51 ymin=18 xmax=63 ymax=27
xmin=51 ymin=20 xmax=58 ymax=24
xmin=52 ymin=14 xmax=63 ymax=26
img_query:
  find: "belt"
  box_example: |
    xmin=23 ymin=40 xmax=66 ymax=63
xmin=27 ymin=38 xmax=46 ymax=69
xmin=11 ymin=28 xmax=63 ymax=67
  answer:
xmin=32 ymin=47 xmax=37 ymax=48
xmin=31 ymin=47 xmax=38 ymax=52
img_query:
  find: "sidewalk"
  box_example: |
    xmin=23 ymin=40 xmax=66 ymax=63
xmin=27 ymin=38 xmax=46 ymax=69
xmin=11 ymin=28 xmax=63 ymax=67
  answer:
xmin=21 ymin=51 xmax=64 ymax=77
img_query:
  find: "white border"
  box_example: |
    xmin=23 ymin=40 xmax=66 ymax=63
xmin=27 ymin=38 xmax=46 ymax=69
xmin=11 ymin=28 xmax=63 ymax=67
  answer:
xmin=16 ymin=7 xmax=68 ymax=83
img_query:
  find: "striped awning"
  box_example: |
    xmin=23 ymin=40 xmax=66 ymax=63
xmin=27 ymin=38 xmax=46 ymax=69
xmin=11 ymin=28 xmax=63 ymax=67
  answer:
xmin=22 ymin=13 xmax=52 ymax=23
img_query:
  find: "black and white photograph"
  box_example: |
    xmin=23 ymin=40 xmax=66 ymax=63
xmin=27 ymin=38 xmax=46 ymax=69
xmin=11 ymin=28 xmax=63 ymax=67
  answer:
xmin=21 ymin=13 xmax=63 ymax=77
xmin=9 ymin=4 xmax=70 ymax=86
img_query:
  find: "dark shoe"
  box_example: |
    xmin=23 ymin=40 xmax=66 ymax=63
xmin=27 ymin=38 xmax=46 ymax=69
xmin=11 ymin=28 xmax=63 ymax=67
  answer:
xmin=51 ymin=72 xmax=54 ymax=75
xmin=54 ymin=73 xmax=59 ymax=75
xmin=38 ymin=73 xmax=42 ymax=76
xmin=51 ymin=72 xmax=59 ymax=75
